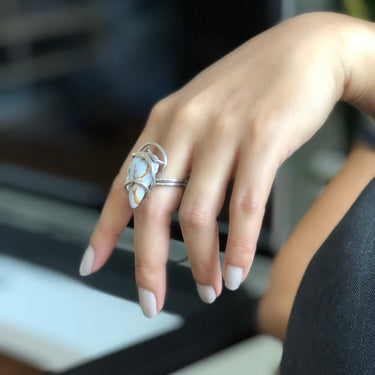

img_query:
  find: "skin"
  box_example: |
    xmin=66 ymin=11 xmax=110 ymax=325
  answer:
xmin=85 ymin=12 xmax=375 ymax=316
xmin=256 ymin=142 xmax=375 ymax=340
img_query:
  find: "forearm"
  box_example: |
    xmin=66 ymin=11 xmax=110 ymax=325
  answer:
xmin=257 ymin=142 xmax=375 ymax=340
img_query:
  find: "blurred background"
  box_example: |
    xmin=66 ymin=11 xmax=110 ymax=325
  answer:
xmin=0 ymin=0 xmax=279 ymax=207
xmin=0 ymin=0 xmax=374 ymax=374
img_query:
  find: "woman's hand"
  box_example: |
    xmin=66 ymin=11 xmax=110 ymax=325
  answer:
xmin=80 ymin=12 xmax=375 ymax=317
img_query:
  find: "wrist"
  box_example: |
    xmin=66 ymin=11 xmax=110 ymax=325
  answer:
xmin=287 ymin=12 xmax=375 ymax=115
xmin=336 ymin=15 xmax=375 ymax=117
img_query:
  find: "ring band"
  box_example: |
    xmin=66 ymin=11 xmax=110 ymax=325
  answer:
xmin=124 ymin=142 xmax=188 ymax=208
xmin=154 ymin=178 xmax=188 ymax=187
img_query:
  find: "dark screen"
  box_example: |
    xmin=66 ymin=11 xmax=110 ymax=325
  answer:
xmin=0 ymin=0 xmax=280 ymax=234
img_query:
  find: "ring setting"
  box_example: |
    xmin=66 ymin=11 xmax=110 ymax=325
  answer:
xmin=124 ymin=142 xmax=188 ymax=208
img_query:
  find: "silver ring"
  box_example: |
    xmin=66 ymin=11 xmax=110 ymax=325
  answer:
xmin=124 ymin=142 xmax=188 ymax=208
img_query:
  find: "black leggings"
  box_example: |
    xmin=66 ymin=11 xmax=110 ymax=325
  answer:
xmin=280 ymin=178 xmax=375 ymax=375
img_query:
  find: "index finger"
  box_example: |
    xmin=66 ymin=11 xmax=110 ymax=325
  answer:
xmin=79 ymin=131 xmax=158 ymax=277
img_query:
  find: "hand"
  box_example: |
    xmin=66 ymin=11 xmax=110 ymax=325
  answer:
xmin=80 ymin=12 xmax=375 ymax=317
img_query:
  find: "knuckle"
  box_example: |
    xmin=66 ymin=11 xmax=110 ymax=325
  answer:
xmin=173 ymin=97 xmax=205 ymax=125
xmin=229 ymin=239 xmax=256 ymax=263
xmin=94 ymin=221 xmax=119 ymax=242
xmin=231 ymin=238 xmax=254 ymax=254
xmin=230 ymin=189 xmax=263 ymax=217
xmin=211 ymin=115 xmax=235 ymax=141
xmin=149 ymin=97 xmax=171 ymax=122
xmin=165 ymin=120 xmax=191 ymax=145
xmin=190 ymin=260 xmax=216 ymax=277
xmin=137 ymin=199 xmax=170 ymax=224
xmin=247 ymin=112 xmax=279 ymax=147
xmin=134 ymin=261 xmax=162 ymax=278
xmin=179 ymin=201 xmax=212 ymax=230
xmin=217 ymin=112 xmax=234 ymax=129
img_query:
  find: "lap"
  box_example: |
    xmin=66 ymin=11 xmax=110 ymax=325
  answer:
xmin=281 ymin=178 xmax=375 ymax=374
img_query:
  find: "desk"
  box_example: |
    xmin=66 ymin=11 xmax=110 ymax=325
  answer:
xmin=0 ymin=222 xmax=259 ymax=374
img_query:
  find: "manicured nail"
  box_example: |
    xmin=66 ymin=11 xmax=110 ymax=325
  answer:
xmin=138 ymin=288 xmax=157 ymax=318
xmin=79 ymin=244 xmax=95 ymax=276
xmin=196 ymin=283 xmax=216 ymax=304
xmin=225 ymin=265 xmax=243 ymax=290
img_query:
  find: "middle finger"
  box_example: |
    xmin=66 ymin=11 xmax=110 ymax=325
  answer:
xmin=133 ymin=132 xmax=191 ymax=317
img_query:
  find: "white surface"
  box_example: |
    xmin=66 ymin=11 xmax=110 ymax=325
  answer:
xmin=0 ymin=255 xmax=183 ymax=372
xmin=173 ymin=335 xmax=282 ymax=375
xmin=0 ymin=187 xmax=277 ymax=373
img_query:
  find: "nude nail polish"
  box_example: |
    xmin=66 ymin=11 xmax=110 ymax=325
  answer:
xmin=79 ymin=244 xmax=95 ymax=276
xmin=225 ymin=265 xmax=243 ymax=290
xmin=138 ymin=288 xmax=157 ymax=318
xmin=196 ymin=283 xmax=216 ymax=304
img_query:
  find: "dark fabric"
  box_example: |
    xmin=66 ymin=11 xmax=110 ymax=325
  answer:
xmin=355 ymin=121 xmax=375 ymax=149
xmin=280 ymin=178 xmax=375 ymax=375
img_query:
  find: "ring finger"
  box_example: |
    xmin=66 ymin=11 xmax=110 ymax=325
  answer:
xmin=179 ymin=129 xmax=237 ymax=303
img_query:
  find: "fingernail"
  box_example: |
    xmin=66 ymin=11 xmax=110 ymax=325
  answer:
xmin=196 ymin=283 xmax=216 ymax=304
xmin=79 ymin=244 xmax=95 ymax=276
xmin=225 ymin=265 xmax=243 ymax=290
xmin=138 ymin=288 xmax=157 ymax=318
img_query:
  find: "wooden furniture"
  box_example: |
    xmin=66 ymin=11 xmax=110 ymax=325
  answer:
xmin=0 ymin=354 xmax=41 ymax=375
